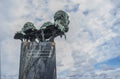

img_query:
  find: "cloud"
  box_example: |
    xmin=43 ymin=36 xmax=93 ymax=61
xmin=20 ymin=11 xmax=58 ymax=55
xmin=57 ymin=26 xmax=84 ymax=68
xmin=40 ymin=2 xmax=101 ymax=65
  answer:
xmin=1 ymin=0 xmax=120 ymax=79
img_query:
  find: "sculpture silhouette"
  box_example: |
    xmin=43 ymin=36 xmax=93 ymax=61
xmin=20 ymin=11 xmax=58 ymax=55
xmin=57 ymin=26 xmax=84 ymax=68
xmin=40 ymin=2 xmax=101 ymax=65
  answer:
xmin=14 ymin=10 xmax=70 ymax=79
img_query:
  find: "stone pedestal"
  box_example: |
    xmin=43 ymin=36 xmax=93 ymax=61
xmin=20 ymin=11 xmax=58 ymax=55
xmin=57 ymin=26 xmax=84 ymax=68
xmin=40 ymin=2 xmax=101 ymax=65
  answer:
xmin=19 ymin=42 xmax=57 ymax=79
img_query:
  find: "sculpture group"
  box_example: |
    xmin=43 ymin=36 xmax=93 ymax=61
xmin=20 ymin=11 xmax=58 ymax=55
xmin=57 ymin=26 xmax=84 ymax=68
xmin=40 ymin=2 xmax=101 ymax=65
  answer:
xmin=14 ymin=10 xmax=70 ymax=42
xmin=14 ymin=10 xmax=70 ymax=79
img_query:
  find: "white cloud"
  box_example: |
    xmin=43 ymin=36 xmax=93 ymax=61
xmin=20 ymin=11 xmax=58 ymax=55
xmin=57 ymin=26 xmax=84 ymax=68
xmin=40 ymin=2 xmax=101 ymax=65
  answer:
xmin=0 ymin=0 xmax=120 ymax=79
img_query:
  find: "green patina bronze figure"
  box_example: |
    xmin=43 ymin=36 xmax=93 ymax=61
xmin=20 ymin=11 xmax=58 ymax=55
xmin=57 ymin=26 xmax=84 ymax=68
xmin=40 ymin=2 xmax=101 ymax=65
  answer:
xmin=14 ymin=10 xmax=70 ymax=42
xmin=14 ymin=22 xmax=37 ymax=41
xmin=54 ymin=10 xmax=70 ymax=32
xmin=22 ymin=22 xmax=36 ymax=32
xmin=14 ymin=10 xmax=70 ymax=79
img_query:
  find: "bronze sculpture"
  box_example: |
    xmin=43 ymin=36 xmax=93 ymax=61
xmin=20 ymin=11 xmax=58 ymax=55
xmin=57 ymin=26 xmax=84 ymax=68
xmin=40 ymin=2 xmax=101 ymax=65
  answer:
xmin=14 ymin=10 xmax=70 ymax=42
xmin=14 ymin=10 xmax=70 ymax=79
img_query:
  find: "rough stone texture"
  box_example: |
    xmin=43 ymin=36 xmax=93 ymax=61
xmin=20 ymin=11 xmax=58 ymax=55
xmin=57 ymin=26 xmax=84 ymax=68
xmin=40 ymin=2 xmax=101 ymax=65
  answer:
xmin=19 ymin=42 xmax=56 ymax=79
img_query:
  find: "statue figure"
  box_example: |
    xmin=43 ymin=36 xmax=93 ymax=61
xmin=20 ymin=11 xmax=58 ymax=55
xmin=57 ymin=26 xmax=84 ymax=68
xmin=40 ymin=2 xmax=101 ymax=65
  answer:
xmin=14 ymin=10 xmax=70 ymax=42
xmin=54 ymin=10 xmax=70 ymax=32
xmin=22 ymin=22 xmax=36 ymax=32
xmin=14 ymin=10 xmax=70 ymax=79
xmin=14 ymin=22 xmax=37 ymax=41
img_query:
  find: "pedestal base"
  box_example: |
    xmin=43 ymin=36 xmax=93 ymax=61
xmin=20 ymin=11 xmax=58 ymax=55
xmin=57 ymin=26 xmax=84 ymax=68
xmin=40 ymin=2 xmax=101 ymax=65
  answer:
xmin=19 ymin=42 xmax=57 ymax=79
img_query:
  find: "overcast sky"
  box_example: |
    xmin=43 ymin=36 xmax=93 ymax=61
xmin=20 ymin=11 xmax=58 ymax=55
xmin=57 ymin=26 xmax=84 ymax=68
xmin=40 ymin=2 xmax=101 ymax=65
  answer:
xmin=0 ymin=0 xmax=120 ymax=79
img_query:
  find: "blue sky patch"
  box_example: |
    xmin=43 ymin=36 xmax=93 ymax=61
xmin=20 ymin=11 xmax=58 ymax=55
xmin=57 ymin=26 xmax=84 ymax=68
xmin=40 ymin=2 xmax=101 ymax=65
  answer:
xmin=95 ymin=55 xmax=120 ymax=69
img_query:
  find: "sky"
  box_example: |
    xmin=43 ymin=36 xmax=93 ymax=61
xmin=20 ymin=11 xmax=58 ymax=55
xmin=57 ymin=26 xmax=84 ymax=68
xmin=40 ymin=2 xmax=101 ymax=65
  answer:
xmin=0 ymin=0 xmax=120 ymax=79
